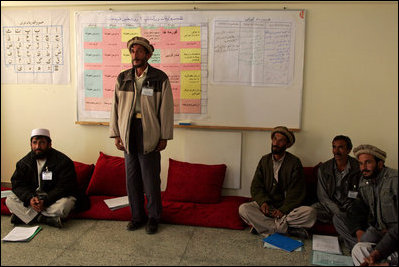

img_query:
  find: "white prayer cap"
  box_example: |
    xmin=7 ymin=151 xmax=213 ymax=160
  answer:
xmin=31 ymin=128 xmax=51 ymax=139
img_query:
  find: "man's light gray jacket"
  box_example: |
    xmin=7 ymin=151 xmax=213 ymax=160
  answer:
xmin=109 ymin=65 xmax=174 ymax=154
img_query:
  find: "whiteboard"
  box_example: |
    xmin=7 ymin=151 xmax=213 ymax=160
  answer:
xmin=75 ymin=10 xmax=305 ymax=129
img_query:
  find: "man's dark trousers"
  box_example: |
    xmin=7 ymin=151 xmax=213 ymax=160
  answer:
xmin=124 ymin=117 xmax=162 ymax=223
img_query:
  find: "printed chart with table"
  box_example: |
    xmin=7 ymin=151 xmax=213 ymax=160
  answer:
xmin=76 ymin=11 xmax=208 ymax=122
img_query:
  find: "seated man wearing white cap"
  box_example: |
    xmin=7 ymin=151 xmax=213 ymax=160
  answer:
xmin=6 ymin=128 xmax=87 ymax=228
xmin=239 ymin=126 xmax=317 ymax=239
xmin=333 ymin=144 xmax=397 ymax=266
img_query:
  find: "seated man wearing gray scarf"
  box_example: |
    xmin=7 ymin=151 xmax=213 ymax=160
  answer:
xmin=334 ymin=144 xmax=397 ymax=266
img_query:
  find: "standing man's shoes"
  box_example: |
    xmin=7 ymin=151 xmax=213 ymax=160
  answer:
xmin=127 ymin=220 xmax=146 ymax=231
xmin=146 ymin=218 xmax=158 ymax=234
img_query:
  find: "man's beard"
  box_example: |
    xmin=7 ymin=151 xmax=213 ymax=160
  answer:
xmin=362 ymin=168 xmax=380 ymax=180
xmin=271 ymin=145 xmax=286 ymax=155
xmin=31 ymin=149 xmax=48 ymax=159
xmin=132 ymin=59 xmax=147 ymax=68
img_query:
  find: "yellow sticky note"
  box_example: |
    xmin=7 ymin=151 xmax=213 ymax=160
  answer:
xmin=121 ymin=28 xmax=141 ymax=42
xmin=181 ymin=70 xmax=201 ymax=99
xmin=180 ymin=48 xmax=201 ymax=64
xmin=121 ymin=49 xmax=131 ymax=64
xmin=180 ymin=26 xmax=200 ymax=42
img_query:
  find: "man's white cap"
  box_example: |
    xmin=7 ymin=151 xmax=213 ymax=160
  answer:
xmin=31 ymin=128 xmax=51 ymax=139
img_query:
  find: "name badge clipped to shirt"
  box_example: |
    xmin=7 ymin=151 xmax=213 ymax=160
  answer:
xmin=347 ymin=190 xmax=358 ymax=199
xmin=42 ymin=168 xmax=53 ymax=181
xmin=142 ymin=86 xmax=154 ymax=96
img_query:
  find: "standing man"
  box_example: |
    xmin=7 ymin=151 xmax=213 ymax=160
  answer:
xmin=109 ymin=36 xmax=174 ymax=234
xmin=239 ymin=126 xmax=316 ymax=239
xmin=312 ymin=135 xmax=360 ymax=224
xmin=6 ymin=128 xmax=87 ymax=228
xmin=333 ymin=144 xmax=397 ymax=266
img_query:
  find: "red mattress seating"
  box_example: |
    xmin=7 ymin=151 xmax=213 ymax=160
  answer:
xmin=70 ymin=193 xmax=249 ymax=230
xmin=1 ymin=152 xmax=249 ymax=230
xmin=71 ymin=152 xmax=250 ymax=230
xmin=1 ymin=187 xmax=11 ymax=215
xmin=1 ymin=152 xmax=336 ymax=234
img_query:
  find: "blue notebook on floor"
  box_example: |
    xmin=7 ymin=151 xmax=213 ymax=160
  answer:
xmin=263 ymin=233 xmax=304 ymax=252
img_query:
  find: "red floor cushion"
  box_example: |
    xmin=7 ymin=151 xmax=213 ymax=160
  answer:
xmin=74 ymin=161 xmax=95 ymax=194
xmin=1 ymin=187 xmax=11 ymax=215
xmin=86 ymin=152 xmax=126 ymax=196
xmin=162 ymin=195 xmax=250 ymax=230
xmin=164 ymin=158 xmax=227 ymax=204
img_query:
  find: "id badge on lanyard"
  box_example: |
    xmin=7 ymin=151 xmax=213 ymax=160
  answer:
xmin=42 ymin=167 xmax=53 ymax=181
xmin=142 ymin=81 xmax=154 ymax=96
xmin=348 ymin=190 xmax=358 ymax=199
xmin=142 ymin=87 xmax=154 ymax=96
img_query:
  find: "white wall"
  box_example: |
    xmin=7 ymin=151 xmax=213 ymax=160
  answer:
xmin=1 ymin=1 xmax=398 ymax=197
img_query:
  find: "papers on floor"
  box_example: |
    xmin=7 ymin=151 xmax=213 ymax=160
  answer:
xmin=263 ymin=233 xmax=304 ymax=252
xmin=2 ymin=226 xmax=42 ymax=242
xmin=103 ymin=196 xmax=129 ymax=211
xmin=311 ymin=235 xmax=352 ymax=266
xmin=1 ymin=190 xmax=13 ymax=198
xmin=312 ymin=251 xmax=353 ymax=266
xmin=312 ymin=234 xmax=342 ymax=254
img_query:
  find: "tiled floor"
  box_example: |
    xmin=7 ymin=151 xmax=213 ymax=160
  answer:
xmin=1 ymin=215 xmax=321 ymax=266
